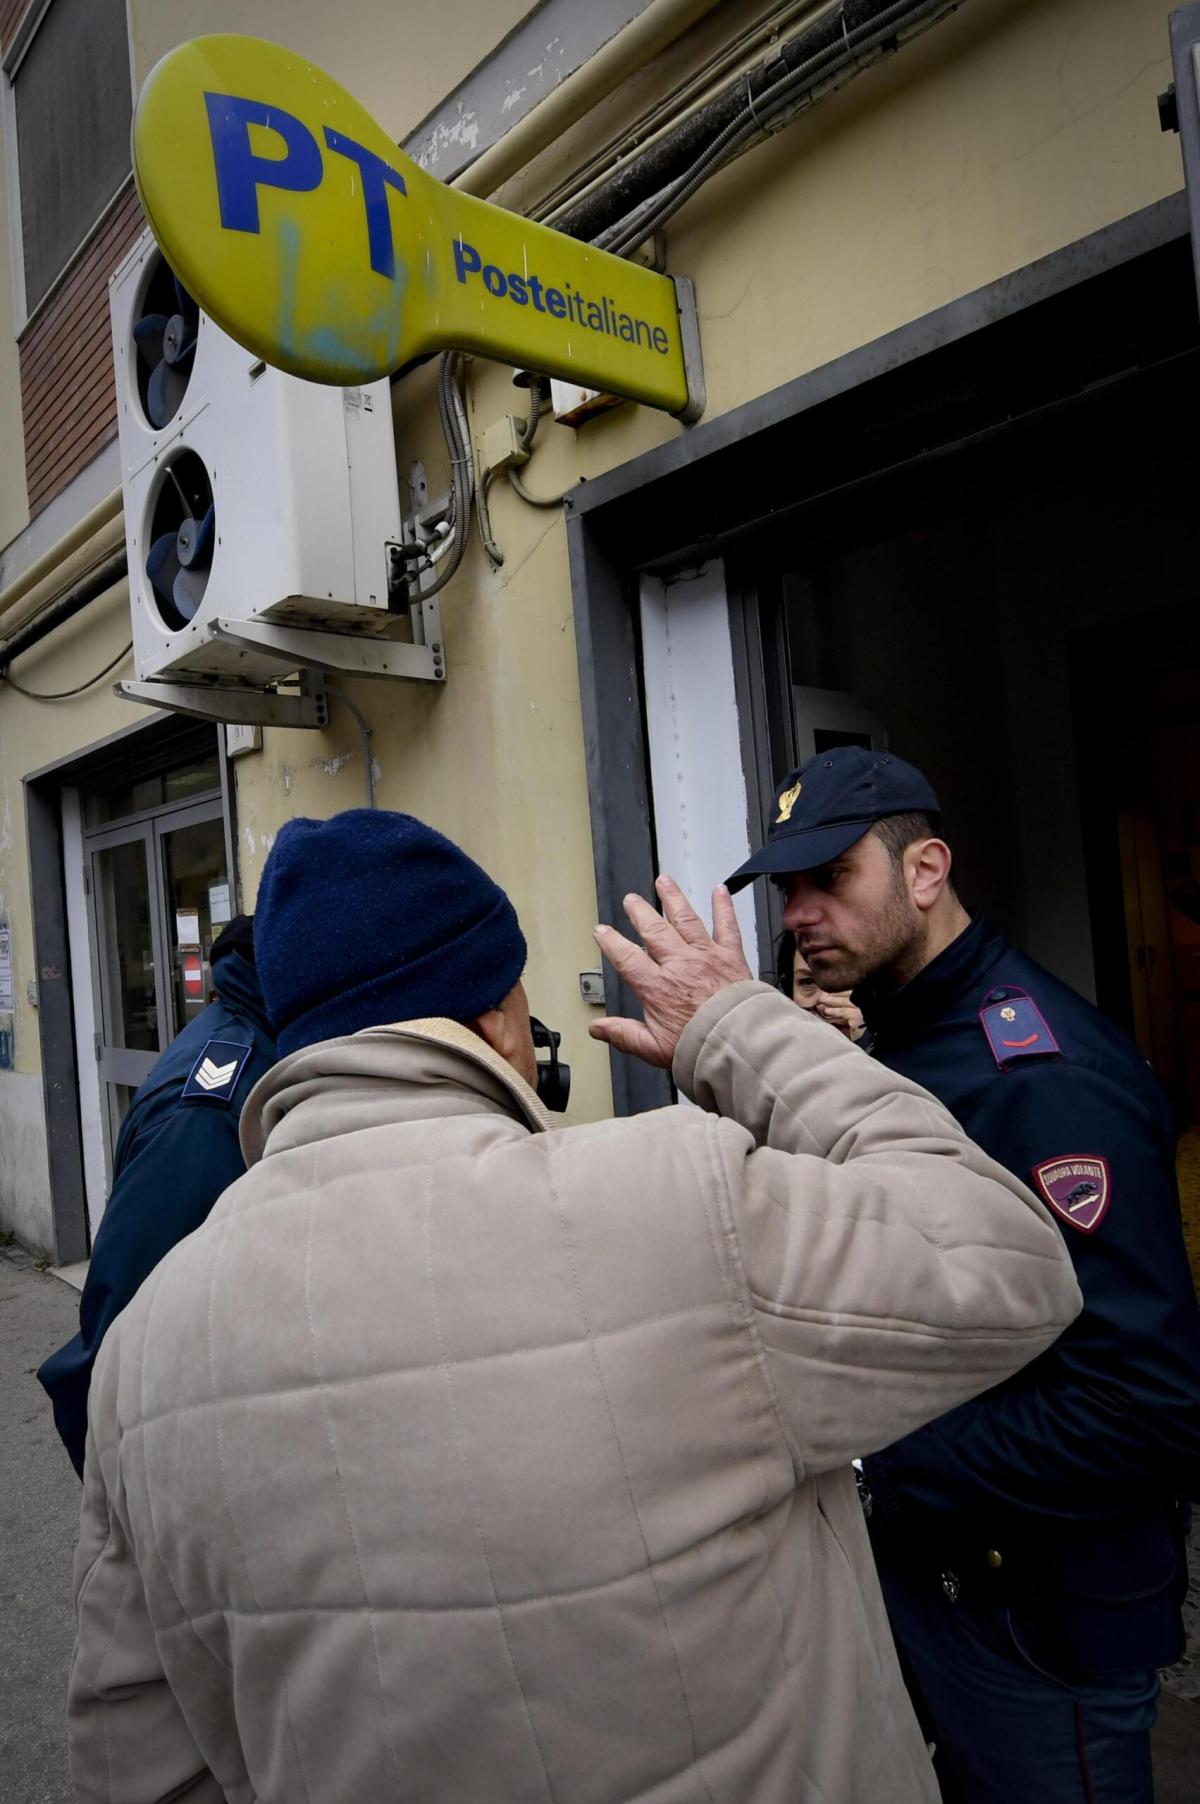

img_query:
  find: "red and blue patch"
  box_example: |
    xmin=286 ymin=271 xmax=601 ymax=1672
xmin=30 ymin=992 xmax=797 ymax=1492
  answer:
xmin=979 ymin=989 xmax=1060 ymax=1071
xmin=1032 ymin=1154 xmax=1111 ymax=1233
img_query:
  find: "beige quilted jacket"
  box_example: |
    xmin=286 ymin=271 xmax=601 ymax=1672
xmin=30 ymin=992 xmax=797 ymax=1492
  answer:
xmin=69 ymin=981 xmax=1080 ymax=1803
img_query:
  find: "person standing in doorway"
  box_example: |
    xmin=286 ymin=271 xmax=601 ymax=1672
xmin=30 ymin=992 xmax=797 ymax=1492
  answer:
xmin=775 ymin=928 xmax=867 ymax=1040
xmin=728 ymin=746 xmax=1200 ymax=1804
xmin=38 ymin=915 xmax=275 ymax=1477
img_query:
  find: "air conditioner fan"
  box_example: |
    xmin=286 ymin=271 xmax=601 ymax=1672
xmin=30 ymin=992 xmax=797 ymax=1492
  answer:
xmin=145 ymin=451 xmax=215 ymax=631
xmin=133 ymin=259 xmax=199 ymax=429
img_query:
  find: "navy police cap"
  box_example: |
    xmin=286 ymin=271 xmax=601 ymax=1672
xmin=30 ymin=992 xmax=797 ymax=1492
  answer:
xmin=726 ymin=746 xmax=941 ymax=893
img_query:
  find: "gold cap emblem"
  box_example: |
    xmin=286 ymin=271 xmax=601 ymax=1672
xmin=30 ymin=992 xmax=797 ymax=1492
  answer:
xmin=775 ymin=781 xmax=802 ymax=825
xmin=1000 ymin=1006 xmax=1017 ymax=1022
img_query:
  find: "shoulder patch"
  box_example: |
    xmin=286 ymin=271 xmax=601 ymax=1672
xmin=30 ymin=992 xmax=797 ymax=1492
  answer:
xmin=979 ymin=987 xmax=1060 ymax=1071
xmin=182 ymin=1038 xmax=253 ymax=1105
xmin=1032 ymin=1154 xmax=1111 ymax=1233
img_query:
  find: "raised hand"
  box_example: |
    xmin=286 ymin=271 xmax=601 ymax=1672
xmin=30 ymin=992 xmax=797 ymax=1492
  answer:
xmin=589 ymin=875 xmax=753 ymax=1068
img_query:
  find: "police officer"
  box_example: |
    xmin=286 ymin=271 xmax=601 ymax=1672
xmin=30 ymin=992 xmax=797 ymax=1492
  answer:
xmin=39 ymin=914 xmax=275 ymax=1477
xmin=728 ymin=746 xmax=1200 ymax=1803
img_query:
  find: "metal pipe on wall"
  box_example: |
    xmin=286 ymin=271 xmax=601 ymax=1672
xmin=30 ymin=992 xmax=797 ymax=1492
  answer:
xmin=0 ymin=487 xmax=123 ymax=633
xmin=0 ymin=549 xmax=128 ymax=675
xmin=451 ymin=0 xmax=725 ymax=199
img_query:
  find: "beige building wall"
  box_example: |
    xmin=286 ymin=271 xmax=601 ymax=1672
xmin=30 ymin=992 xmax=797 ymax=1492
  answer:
xmin=0 ymin=0 xmax=1191 ymax=1248
xmin=126 ymin=0 xmax=538 ymax=146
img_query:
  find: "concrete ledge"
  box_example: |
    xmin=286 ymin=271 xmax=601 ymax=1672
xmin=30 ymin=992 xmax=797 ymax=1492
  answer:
xmin=48 ymin=1261 xmax=87 ymax=1293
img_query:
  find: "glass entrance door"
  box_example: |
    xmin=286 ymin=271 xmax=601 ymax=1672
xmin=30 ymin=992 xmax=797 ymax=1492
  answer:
xmin=158 ymin=805 xmax=231 ymax=1037
xmin=90 ymin=822 xmax=170 ymax=1151
xmin=86 ymin=785 xmax=229 ymax=1171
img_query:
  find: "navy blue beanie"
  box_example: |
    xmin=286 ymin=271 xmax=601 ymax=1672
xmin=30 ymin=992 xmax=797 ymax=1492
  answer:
xmin=255 ymin=810 xmax=527 ymax=1057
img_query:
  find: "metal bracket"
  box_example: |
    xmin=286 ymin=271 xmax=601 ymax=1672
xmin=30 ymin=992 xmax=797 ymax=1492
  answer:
xmin=393 ymin=464 xmax=458 ymax=620
xmin=404 ymin=461 xmax=455 ymax=545
xmin=114 ymin=593 xmax=444 ymax=727
xmin=671 ymin=276 xmax=706 ymax=426
xmin=207 ymin=612 xmax=445 ymax=683
xmin=115 ymin=674 xmax=331 ymax=727
xmin=409 ymin=458 xmax=430 ymax=519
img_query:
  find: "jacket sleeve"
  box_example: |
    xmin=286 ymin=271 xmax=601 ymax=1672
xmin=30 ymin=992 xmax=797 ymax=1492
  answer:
xmin=673 ymin=982 xmax=1082 ymax=1474
xmin=40 ymin=1101 xmax=247 ymax=1479
xmin=862 ymin=1060 xmax=1200 ymax=1525
xmin=69 ymin=1336 xmax=223 ymax=1804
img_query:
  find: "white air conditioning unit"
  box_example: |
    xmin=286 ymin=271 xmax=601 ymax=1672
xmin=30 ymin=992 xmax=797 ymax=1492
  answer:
xmin=110 ymin=233 xmax=406 ymax=687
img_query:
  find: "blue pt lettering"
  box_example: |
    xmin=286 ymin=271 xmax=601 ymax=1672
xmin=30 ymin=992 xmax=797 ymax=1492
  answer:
xmin=204 ymin=92 xmax=323 ymax=234
xmin=323 ymin=127 xmax=408 ymax=280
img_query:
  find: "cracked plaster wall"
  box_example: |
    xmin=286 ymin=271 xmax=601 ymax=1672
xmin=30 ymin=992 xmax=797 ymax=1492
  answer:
xmin=406 ymin=0 xmax=653 ymax=181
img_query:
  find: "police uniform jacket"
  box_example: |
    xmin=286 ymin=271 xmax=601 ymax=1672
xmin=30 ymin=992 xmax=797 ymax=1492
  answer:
xmin=38 ymin=943 xmax=275 ymax=1477
xmin=860 ymin=913 xmax=1200 ymax=1671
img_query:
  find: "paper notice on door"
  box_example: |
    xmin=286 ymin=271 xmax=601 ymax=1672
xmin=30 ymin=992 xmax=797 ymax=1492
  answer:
xmin=208 ymin=883 xmax=232 ymax=926
xmin=0 ymin=923 xmax=12 ymax=1013
xmin=176 ymin=910 xmax=201 ymax=946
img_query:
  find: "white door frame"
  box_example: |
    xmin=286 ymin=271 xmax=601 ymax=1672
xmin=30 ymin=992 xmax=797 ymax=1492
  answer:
xmin=639 ymin=561 xmax=763 ymax=978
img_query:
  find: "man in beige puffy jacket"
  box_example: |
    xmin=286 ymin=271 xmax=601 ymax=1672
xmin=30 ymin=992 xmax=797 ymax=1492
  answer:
xmin=68 ymin=808 xmax=1080 ymax=1804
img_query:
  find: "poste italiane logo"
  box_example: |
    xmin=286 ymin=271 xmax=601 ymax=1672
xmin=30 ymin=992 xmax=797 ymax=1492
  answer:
xmin=131 ymin=36 xmax=697 ymax=414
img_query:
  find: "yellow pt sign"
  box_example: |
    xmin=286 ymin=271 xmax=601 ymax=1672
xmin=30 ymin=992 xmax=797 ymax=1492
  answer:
xmin=133 ymin=36 xmax=699 ymax=416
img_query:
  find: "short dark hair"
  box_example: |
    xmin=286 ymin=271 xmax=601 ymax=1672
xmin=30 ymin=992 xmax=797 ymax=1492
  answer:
xmin=871 ymin=811 xmax=946 ymax=865
xmin=211 ymin=914 xmax=256 ymax=969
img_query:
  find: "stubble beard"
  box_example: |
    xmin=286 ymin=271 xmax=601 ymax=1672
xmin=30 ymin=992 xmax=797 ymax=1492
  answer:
xmin=803 ymin=872 xmax=924 ymax=993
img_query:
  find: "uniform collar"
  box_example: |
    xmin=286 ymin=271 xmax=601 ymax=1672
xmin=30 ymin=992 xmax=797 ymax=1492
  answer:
xmin=209 ymin=948 xmax=274 ymax=1042
xmin=856 ymin=912 xmax=1008 ymax=1042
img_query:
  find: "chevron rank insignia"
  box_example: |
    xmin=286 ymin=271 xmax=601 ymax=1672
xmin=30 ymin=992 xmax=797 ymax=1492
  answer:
xmin=183 ymin=1039 xmax=253 ymax=1105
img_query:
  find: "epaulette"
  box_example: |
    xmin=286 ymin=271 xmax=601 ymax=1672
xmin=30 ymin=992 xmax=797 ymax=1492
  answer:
xmin=181 ymin=1037 xmax=254 ymax=1105
xmin=979 ymin=986 xmax=1061 ymax=1072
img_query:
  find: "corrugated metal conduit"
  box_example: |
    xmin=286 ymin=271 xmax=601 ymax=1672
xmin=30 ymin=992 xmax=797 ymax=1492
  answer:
xmin=560 ymin=0 xmax=971 ymax=251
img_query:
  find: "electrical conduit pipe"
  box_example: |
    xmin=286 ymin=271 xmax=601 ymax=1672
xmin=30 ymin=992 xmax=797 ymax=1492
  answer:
xmin=451 ymin=0 xmax=725 ymax=199
xmin=0 ymin=487 xmax=124 ymax=639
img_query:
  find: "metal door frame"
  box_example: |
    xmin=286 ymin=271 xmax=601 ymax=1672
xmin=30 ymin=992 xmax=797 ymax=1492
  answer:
xmin=23 ymin=715 xmax=229 ymax=1263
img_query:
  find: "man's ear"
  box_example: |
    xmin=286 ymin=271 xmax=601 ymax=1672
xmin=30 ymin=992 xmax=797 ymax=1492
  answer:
xmin=906 ymin=838 xmax=954 ymax=913
xmin=468 ymin=985 xmax=538 ymax=1088
xmin=470 ymin=1006 xmax=508 ymax=1061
